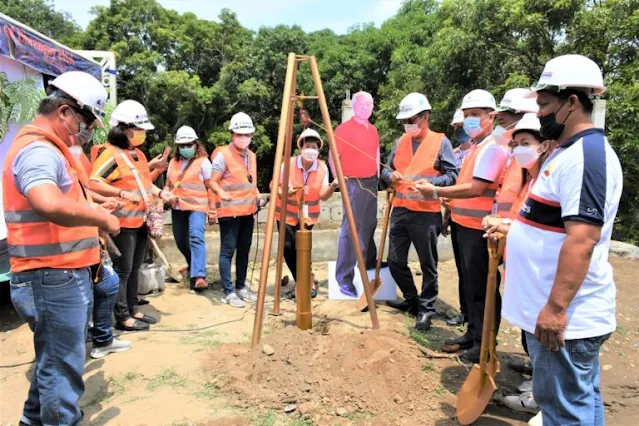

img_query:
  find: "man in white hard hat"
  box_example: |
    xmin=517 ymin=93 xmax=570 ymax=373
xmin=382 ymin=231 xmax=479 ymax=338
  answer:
xmin=3 ymin=71 xmax=120 ymax=425
xmin=381 ymin=93 xmax=458 ymax=331
xmin=210 ymin=112 xmax=263 ymax=308
xmin=415 ymin=89 xmax=509 ymax=363
xmin=502 ymin=54 xmax=622 ymax=426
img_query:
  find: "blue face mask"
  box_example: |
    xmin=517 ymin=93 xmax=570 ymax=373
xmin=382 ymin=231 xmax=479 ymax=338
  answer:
xmin=463 ymin=116 xmax=483 ymax=139
xmin=454 ymin=127 xmax=471 ymax=144
xmin=179 ymin=147 xmax=196 ymax=159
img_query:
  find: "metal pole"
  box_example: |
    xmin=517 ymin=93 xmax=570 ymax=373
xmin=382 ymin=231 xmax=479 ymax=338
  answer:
xmin=295 ymin=229 xmax=313 ymax=330
xmin=307 ymin=56 xmax=380 ymax=329
xmin=251 ymin=52 xmax=297 ymax=347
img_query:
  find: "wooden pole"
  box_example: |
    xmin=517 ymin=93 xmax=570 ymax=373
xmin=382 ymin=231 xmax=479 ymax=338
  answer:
xmin=307 ymin=56 xmax=380 ymax=329
xmin=252 ymin=52 xmax=297 ymax=348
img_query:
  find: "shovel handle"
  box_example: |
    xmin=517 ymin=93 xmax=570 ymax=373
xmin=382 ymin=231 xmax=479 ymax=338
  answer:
xmin=149 ymin=238 xmax=170 ymax=269
xmin=374 ymin=190 xmax=395 ymax=278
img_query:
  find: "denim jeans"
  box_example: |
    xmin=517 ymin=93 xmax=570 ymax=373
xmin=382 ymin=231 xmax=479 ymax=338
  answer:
xmin=218 ymin=215 xmax=254 ymax=294
xmin=171 ymin=210 xmax=207 ymax=279
xmin=112 ymin=226 xmax=148 ymax=323
xmin=10 ymin=267 xmax=92 ymax=426
xmin=526 ymin=331 xmax=611 ymax=426
xmin=92 ymin=266 xmax=120 ymax=347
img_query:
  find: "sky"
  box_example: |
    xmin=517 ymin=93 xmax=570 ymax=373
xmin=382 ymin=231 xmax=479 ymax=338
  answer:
xmin=52 ymin=0 xmax=404 ymax=34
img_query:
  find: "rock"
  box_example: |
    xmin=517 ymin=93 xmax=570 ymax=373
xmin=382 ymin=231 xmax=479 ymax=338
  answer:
xmin=610 ymin=240 xmax=639 ymax=259
xmin=390 ymin=347 xmax=396 ymax=354
xmin=284 ymin=403 xmax=298 ymax=413
xmin=394 ymin=394 xmax=403 ymax=404
xmin=262 ymin=344 xmax=275 ymax=356
xmin=298 ymin=402 xmax=316 ymax=416
xmin=335 ymin=407 xmax=348 ymax=416
xmin=602 ymin=365 xmax=613 ymax=372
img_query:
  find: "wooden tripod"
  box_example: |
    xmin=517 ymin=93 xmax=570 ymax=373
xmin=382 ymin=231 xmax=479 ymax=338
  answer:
xmin=251 ymin=53 xmax=380 ymax=347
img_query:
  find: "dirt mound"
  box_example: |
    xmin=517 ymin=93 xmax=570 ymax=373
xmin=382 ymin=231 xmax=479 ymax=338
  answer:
xmin=206 ymin=326 xmax=456 ymax=425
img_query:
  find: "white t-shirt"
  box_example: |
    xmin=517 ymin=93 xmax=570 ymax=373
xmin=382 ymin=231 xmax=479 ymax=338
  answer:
xmin=473 ymin=140 xmax=509 ymax=182
xmin=503 ymin=128 xmax=623 ymax=340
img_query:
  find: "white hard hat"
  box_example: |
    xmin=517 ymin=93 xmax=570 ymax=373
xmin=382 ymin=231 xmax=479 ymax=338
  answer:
xmin=396 ymin=93 xmax=432 ymax=120
xmin=110 ymin=100 xmax=155 ymax=130
xmin=450 ymin=109 xmax=465 ymax=125
xmin=48 ymin=71 xmax=108 ymax=126
xmin=496 ymin=88 xmax=539 ymax=114
xmin=460 ymin=89 xmax=497 ymax=111
xmin=175 ymin=125 xmax=198 ymax=144
xmin=504 ymin=113 xmax=541 ymax=142
xmin=228 ymin=112 xmax=255 ymax=134
xmin=530 ymin=54 xmax=606 ymax=96
xmin=297 ymin=128 xmax=323 ymax=150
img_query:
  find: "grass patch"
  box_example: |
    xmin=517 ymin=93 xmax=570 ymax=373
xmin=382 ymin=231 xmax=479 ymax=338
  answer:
xmin=435 ymin=386 xmax=447 ymax=396
xmin=292 ymin=418 xmax=313 ymax=426
xmin=251 ymin=410 xmax=276 ymax=426
xmin=617 ymin=324 xmax=628 ymax=336
xmin=180 ymin=330 xmax=222 ymax=348
xmin=345 ymin=412 xmax=370 ymax=421
xmin=194 ymin=381 xmax=220 ymax=400
xmin=147 ymin=368 xmax=188 ymax=391
xmin=409 ymin=328 xmax=440 ymax=351
xmin=421 ymin=360 xmax=435 ymax=372
xmin=84 ymin=370 xmax=141 ymax=406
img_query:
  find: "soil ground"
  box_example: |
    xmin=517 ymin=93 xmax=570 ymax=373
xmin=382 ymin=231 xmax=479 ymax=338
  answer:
xmin=1 ymin=256 xmax=637 ymax=426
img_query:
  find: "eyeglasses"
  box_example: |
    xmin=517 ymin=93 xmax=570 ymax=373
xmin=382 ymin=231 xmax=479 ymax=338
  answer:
xmin=70 ymin=107 xmax=95 ymax=126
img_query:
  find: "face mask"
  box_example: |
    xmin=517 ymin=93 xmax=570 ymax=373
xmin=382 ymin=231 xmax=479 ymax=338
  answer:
xmin=130 ymin=130 xmax=146 ymax=147
xmin=234 ymin=136 xmax=251 ymax=150
xmin=492 ymin=125 xmax=511 ymax=146
xmin=454 ymin=127 xmax=470 ymax=144
xmin=301 ymin=148 xmax=319 ymax=162
xmin=513 ymin=145 xmax=540 ymax=169
xmin=179 ymin=146 xmax=196 ymax=159
xmin=63 ymin=109 xmax=93 ymax=146
xmin=403 ymin=123 xmax=419 ymax=135
xmin=539 ymin=101 xmax=571 ymax=140
xmin=68 ymin=145 xmax=83 ymax=159
xmin=463 ymin=116 xmax=484 ymax=139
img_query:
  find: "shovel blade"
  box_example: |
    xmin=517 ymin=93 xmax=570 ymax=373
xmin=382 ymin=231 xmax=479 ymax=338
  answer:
xmin=456 ymin=365 xmax=498 ymax=425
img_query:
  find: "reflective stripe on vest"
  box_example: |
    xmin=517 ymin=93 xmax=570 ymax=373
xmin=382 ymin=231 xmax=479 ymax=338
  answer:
xmin=216 ymin=145 xmax=258 ymax=218
xmin=108 ymin=145 xmax=154 ymax=228
xmin=168 ymin=157 xmax=209 ymax=212
xmin=392 ymin=131 xmax=444 ymax=213
xmin=2 ymin=125 xmax=100 ymax=272
xmin=274 ymin=157 xmax=326 ymax=226
xmin=495 ymin=161 xmax=524 ymax=218
xmin=450 ymin=140 xmax=501 ymax=230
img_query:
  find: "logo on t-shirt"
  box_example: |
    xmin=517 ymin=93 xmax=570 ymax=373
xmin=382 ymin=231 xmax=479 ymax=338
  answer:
xmin=543 ymin=161 xmax=556 ymax=178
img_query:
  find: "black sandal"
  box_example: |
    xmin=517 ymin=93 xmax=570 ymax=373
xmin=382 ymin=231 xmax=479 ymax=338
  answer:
xmin=136 ymin=314 xmax=157 ymax=324
xmin=115 ymin=319 xmax=149 ymax=331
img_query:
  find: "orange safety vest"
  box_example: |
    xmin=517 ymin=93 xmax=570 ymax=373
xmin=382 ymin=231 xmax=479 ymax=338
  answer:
xmin=215 ymin=145 xmax=258 ymax=218
xmin=450 ymin=141 xmax=500 ymax=230
xmin=106 ymin=145 xmax=154 ymax=228
xmin=167 ymin=157 xmax=208 ymax=212
xmin=392 ymin=131 xmax=444 ymax=213
xmin=2 ymin=126 xmax=100 ymax=273
xmin=494 ymin=161 xmax=523 ymax=217
xmin=274 ymin=156 xmax=326 ymax=226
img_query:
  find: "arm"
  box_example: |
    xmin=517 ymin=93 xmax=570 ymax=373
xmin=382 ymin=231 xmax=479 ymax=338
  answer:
xmin=380 ymin=139 xmax=400 ymax=187
xmin=319 ymin=164 xmax=337 ymax=201
xmin=429 ymin=137 xmax=458 ymax=187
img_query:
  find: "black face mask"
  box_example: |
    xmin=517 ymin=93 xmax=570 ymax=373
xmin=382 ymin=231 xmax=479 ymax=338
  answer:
xmin=539 ymin=100 xmax=571 ymax=140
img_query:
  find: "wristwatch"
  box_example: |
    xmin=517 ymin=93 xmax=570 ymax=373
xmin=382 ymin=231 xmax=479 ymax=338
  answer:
xmin=502 ymin=218 xmax=512 ymax=226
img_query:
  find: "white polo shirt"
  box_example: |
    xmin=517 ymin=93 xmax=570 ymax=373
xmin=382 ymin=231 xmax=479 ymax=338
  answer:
xmin=503 ymin=128 xmax=623 ymax=339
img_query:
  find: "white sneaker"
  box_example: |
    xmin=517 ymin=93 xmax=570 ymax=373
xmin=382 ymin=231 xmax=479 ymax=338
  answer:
xmin=237 ymin=288 xmax=257 ymax=303
xmin=528 ymin=411 xmax=543 ymax=426
xmin=518 ymin=379 xmax=533 ymax=393
xmin=91 ymin=338 xmax=132 ymax=359
xmin=503 ymin=391 xmax=539 ymax=414
xmin=221 ymin=292 xmax=245 ymax=308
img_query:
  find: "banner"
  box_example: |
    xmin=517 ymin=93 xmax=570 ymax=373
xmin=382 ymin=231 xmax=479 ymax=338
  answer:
xmin=0 ymin=16 xmax=101 ymax=80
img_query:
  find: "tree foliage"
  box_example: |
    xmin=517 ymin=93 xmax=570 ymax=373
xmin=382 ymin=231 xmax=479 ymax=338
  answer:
xmin=3 ymin=0 xmax=639 ymax=242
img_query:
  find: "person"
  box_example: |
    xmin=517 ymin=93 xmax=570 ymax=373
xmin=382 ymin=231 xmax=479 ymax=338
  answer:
xmin=89 ymin=100 xmax=176 ymax=332
xmin=415 ymin=89 xmax=508 ymax=362
xmin=502 ymin=54 xmax=622 ymax=426
xmin=3 ymin=71 xmax=120 ymax=426
xmin=329 ymin=91 xmax=380 ymax=297
xmin=165 ymin=125 xmax=216 ymax=291
xmin=209 ymin=112 xmax=262 ymax=308
xmin=272 ymin=129 xmax=339 ymax=298
xmin=381 ymin=93 xmax=458 ymax=331
xmin=445 ymin=108 xmax=471 ymax=327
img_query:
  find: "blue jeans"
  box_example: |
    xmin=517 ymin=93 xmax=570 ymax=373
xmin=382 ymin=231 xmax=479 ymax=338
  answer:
xmin=526 ymin=331 xmax=611 ymax=426
xmin=172 ymin=210 xmax=207 ymax=280
xmin=92 ymin=266 xmax=119 ymax=347
xmin=10 ymin=268 xmax=92 ymax=426
xmin=218 ymin=215 xmax=254 ymax=294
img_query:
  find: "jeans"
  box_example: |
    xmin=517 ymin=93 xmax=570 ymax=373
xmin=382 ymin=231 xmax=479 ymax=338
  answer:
xmin=277 ymin=221 xmax=314 ymax=282
xmin=218 ymin=215 xmax=254 ymax=294
xmin=92 ymin=266 xmax=119 ymax=347
xmin=10 ymin=267 xmax=92 ymax=426
xmin=387 ymin=208 xmax=442 ymax=316
xmin=526 ymin=331 xmax=611 ymax=426
xmin=112 ymin=226 xmax=149 ymax=323
xmin=335 ymin=176 xmax=378 ymax=286
xmin=172 ymin=210 xmax=207 ymax=280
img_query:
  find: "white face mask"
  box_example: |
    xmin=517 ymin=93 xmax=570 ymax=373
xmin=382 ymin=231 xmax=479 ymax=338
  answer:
xmin=513 ymin=145 xmax=540 ymax=169
xmin=234 ymin=135 xmax=251 ymax=150
xmin=301 ymin=148 xmax=319 ymax=162
xmin=403 ymin=123 xmax=419 ymax=135
xmin=492 ymin=125 xmax=511 ymax=146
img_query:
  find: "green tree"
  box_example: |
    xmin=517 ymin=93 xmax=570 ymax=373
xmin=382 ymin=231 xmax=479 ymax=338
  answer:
xmin=0 ymin=0 xmax=79 ymax=44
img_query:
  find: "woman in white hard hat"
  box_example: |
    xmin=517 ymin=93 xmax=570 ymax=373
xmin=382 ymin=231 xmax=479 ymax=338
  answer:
xmin=165 ymin=126 xmax=216 ymax=292
xmin=89 ymin=100 xmax=176 ymax=331
xmin=271 ymin=128 xmax=338 ymax=298
xmin=209 ymin=112 xmax=264 ymax=308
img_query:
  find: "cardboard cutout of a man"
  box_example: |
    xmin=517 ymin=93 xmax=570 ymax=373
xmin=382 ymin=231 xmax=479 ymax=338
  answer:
xmin=329 ymin=91 xmax=380 ymax=297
